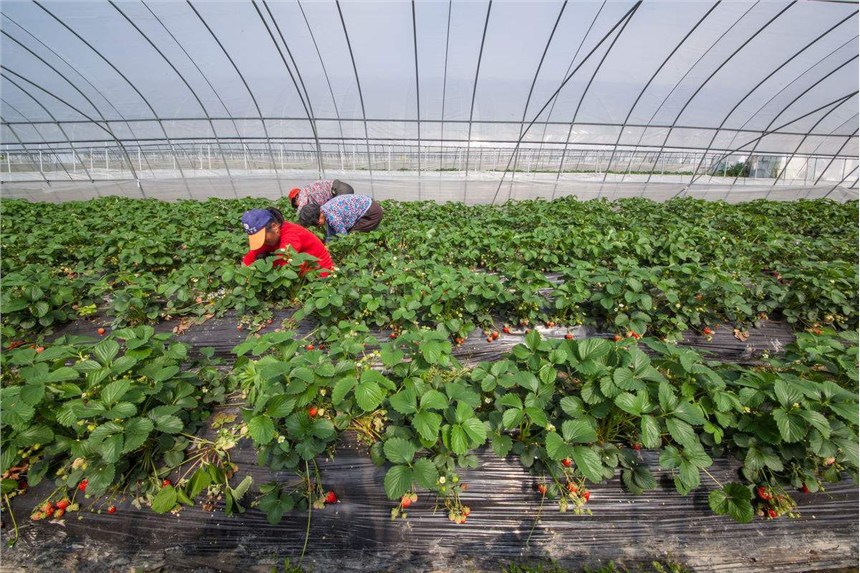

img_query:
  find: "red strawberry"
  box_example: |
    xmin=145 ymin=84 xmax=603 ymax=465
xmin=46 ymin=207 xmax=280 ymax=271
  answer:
xmin=536 ymin=484 xmax=547 ymax=495
xmin=78 ymin=479 xmax=88 ymax=492
xmin=561 ymin=458 xmax=572 ymax=468
xmin=565 ymin=333 xmax=574 ymax=340
xmin=162 ymin=479 xmax=172 ymax=488
xmin=486 ymin=337 xmax=493 ymax=343
xmin=400 ymin=495 xmax=413 ymax=508
xmin=703 ymin=327 xmax=713 ymax=335
xmin=305 ymin=344 xmax=315 ymax=351
xmin=35 ymin=346 xmax=45 ymax=353
xmin=491 ymin=331 xmax=499 ymax=340
xmin=325 ymin=491 xmax=337 ymax=504
xmin=801 ymin=484 xmax=810 ymax=494
xmin=502 ymin=326 xmax=511 ymax=334
xmin=632 ymin=443 xmax=641 ymax=451
xmin=756 ymin=486 xmax=771 ymax=501
xmin=308 ymin=406 xmax=318 ymax=418
xmin=97 ymin=327 xmax=106 ymax=336
xmin=612 ymin=335 xmax=622 ymax=342
xmin=42 ymin=502 xmax=54 ymax=516
xmin=583 ymin=491 xmax=591 ymax=502
xmin=566 ymin=483 xmax=578 ymax=493
xmin=236 ymin=325 xmax=242 ymax=331
xmin=107 ymin=505 xmax=117 ymax=514
xmin=389 ymin=333 xmax=397 ymax=339
xmin=55 ymin=499 xmax=70 ymax=510
xmin=767 ymin=508 xmax=777 ymax=519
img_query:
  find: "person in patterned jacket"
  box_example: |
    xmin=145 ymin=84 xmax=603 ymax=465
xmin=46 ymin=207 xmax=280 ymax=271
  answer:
xmin=297 ymin=193 xmax=383 ymax=242
xmin=288 ymin=179 xmax=354 ymax=211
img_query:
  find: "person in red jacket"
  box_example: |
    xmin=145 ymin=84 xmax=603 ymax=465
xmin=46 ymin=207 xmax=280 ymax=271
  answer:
xmin=241 ymin=207 xmax=333 ymax=277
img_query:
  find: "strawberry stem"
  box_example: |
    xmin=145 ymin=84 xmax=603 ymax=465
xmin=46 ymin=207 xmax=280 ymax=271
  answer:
xmin=3 ymin=493 xmax=19 ymax=547
xmin=526 ymin=488 xmax=546 ymax=548
xmin=299 ymin=460 xmax=313 ymax=567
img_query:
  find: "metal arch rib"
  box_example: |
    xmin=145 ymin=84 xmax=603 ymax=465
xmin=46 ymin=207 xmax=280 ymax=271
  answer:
xmin=186 ymin=0 xmax=284 ymax=196
xmin=2 ymin=12 xmax=156 ymax=178
xmin=0 ymin=17 xmax=156 ymax=179
xmin=675 ymin=89 xmax=860 ymax=200
xmin=600 ymin=2 xmax=721 ymax=187
xmin=687 ymin=9 xmax=857 ymax=191
xmin=335 ymin=0 xmax=374 ymax=196
xmin=766 ymin=96 xmax=858 ymax=196
xmin=296 ymin=0 xmax=345 ymax=159
xmin=0 ymin=33 xmax=95 ymax=182
xmin=620 ymin=1 xmax=759 ymax=191
xmin=489 ymin=1 xmax=642 ymax=206
xmin=439 ymin=0 xmax=452 ymax=173
xmin=644 ymin=1 xmax=798 ymax=187
xmin=463 ymin=0 xmax=492 ymax=203
xmin=1 ymin=67 xmax=144 ymax=192
xmin=259 ymin=0 xmax=325 ymax=179
xmin=508 ymin=0 xmax=567 ymax=201
xmin=547 ymin=1 xmax=606 ymax=201
xmin=34 ymin=1 xmax=186 ymax=196
xmin=721 ymin=55 xmax=858 ymax=190
xmin=0 ymin=102 xmax=59 ymax=185
xmin=110 ymin=1 xmax=238 ymax=197
xmin=540 ymin=1 xmax=640 ymax=202
xmin=412 ymin=0 xmax=421 ymax=196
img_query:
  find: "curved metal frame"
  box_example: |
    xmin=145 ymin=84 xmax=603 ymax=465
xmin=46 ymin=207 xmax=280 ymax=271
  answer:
xmin=257 ymin=0 xmax=324 ymax=178
xmin=644 ymin=1 xmax=797 ymax=186
xmin=508 ymin=1 xmax=567 ymax=196
xmin=490 ymin=1 xmax=643 ymax=204
xmin=1 ymin=67 xmax=138 ymax=187
xmin=335 ymin=0 xmax=374 ymax=196
xmin=186 ymin=0 xmax=282 ymax=196
xmin=33 ymin=0 xmax=185 ymax=195
xmin=462 ymin=0 xmax=492 ymax=203
xmin=0 ymin=0 xmax=855 ymax=200
xmin=690 ymin=11 xmax=857 ymax=188
xmin=110 ymin=0 xmax=237 ymax=197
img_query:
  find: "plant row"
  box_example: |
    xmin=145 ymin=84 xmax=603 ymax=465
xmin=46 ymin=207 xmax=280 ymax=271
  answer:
xmin=4 ymin=326 xmax=856 ymax=528
xmin=2 ymin=197 xmax=857 ymax=343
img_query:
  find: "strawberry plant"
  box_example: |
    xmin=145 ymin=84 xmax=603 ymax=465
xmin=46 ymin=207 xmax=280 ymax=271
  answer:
xmin=0 ymin=327 xmax=227 ymax=514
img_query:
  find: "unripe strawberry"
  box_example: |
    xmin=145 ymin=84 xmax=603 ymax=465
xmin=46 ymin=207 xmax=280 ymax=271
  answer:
xmin=612 ymin=335 xmax=622 ymax=342
xmin=35 ymin=346 xmax=45 ymax=353
xmin=567 ymin=483 xmax=578 ymax=493
xmin=54 ymin=508 xmax=65 ymax=519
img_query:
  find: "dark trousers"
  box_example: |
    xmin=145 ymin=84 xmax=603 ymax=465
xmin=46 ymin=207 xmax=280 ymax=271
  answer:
xmin=350 ymin=200 xmax=383 ymax=232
